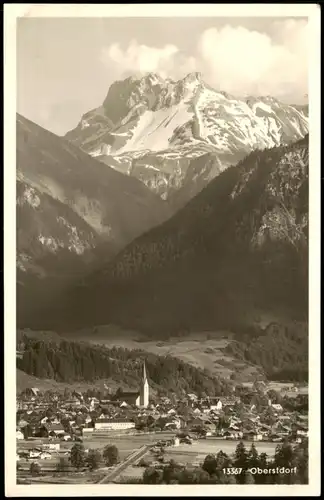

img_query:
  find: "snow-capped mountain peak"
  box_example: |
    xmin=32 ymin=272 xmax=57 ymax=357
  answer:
xmin=65 ymin=73 xmax=309 ymax=208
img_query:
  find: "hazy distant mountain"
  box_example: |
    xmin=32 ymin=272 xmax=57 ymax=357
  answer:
xmin=66 ymin=72 xmax=309 ymax=208
xmin=26 ymin=135 xmax=308 ymax=333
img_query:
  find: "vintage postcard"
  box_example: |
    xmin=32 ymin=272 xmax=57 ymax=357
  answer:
xmin=4 ymin=3 xmax=321 ymax=497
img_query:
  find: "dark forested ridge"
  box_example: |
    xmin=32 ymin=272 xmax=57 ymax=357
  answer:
xmin=16 ymin=332 xmax=231 ymax=396
xmin=30 ymin=136 xmax=308 ymax=342
xmin=223 ymin=322 xmax=308 ymax=382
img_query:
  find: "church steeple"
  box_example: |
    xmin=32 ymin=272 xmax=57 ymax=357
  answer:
xmin=139 ymin=360 xmax=149 ymax=408
xmin=142 ymin=360 xmax=147 ymax=383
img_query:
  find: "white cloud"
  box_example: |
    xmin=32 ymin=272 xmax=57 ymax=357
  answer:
xmin=100 ymin=39 xmax=197 ymax=81
xmin=100 ymin=40 xmax=179 ymax=78
xmin=99 ymin=19 xmax=308 ymax=101
xmin=198 ymin=20 xmax=308 ymax=99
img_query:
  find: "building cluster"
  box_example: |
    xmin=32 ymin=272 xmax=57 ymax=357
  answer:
xmin=16 ymin=363 xmax=308 ymax=464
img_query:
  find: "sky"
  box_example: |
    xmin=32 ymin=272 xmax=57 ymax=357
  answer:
xmin=17 ymin=16 xmax=309 ymax=136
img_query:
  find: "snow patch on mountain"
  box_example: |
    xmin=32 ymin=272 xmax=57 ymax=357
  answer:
xmin=115 ymin=103 xmax=194 ymax=153
xmin=252 ymin=101 xmax=274 ymax=115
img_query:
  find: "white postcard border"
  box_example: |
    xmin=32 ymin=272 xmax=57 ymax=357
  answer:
xmin=4 ymin=3 xmax=321 ymax=497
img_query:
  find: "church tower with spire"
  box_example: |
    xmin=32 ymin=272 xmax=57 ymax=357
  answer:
xmin=139 ymin=360 xmax=149 ymax=408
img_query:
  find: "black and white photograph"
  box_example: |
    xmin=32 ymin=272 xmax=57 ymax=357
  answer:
xmin=4 ymin=3 xmax=321 ymax=496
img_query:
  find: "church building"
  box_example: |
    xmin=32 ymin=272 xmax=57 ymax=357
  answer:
xmin=114 ymin=361 xmax=150 ymax=408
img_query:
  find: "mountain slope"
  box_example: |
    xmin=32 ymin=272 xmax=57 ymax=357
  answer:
xmin=16 ymin=114 xmax=171 ymax=325
xmin=26 ymin=135 xmax=308 ymax=334
xmin=66 ymin=72 xmax=308 ymax=207
xmin=17 ymin=113 xmax=171 ymax=276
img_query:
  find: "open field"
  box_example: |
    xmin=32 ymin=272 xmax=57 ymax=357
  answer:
xmin=17 ymin=369 xmax=102 ymax=393
xmin=83 ymin=431 xmax=175 ymax=459
xmin=16 ymin=369 xmax=124 ymax=393
xmin=85 ymin=435 xmax=278 ymax=464
xmin=165 ymin=439 xmax=277 ymax=458
xmin=241 ymin=381 xmax=308 ymax=398
xmin=18 ymin=433 xmax=279 ymax=484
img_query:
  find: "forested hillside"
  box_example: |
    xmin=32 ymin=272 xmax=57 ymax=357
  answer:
xmin=16 ymin=332 xmax=231 ymax=397
xmin=223 ymin=322 xmax=308 ymax=382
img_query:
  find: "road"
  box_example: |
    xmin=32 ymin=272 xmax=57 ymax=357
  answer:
xmin=98 ymin=445 xmax=151 ymax=484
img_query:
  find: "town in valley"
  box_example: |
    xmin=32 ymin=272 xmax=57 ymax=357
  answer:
xmin=16 ymin=361 xmax=308 ymax=485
